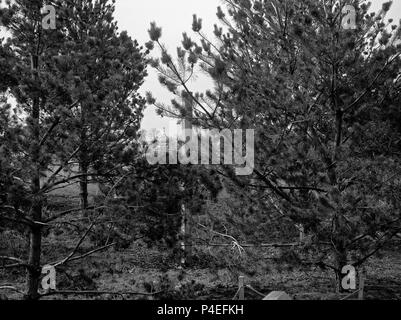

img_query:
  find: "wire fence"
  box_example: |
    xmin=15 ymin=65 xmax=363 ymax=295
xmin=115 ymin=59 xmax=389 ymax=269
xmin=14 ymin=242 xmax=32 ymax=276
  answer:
xmin=231 ymin=273 xmax=386 ymax=300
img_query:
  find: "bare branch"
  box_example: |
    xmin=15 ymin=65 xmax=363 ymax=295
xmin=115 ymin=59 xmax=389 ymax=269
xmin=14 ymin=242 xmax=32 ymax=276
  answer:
xmin=50 ymin=243 xmax=116 ymax=267
xmin=52 ymin=219 xmax=98 ymax=267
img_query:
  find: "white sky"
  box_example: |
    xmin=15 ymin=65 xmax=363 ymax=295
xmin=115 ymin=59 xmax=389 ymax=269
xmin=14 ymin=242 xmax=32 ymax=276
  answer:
xmin=115 ymin=0 xmax=221 ymax=132
xmin=114 ymin=0 xmax=401 ymax=132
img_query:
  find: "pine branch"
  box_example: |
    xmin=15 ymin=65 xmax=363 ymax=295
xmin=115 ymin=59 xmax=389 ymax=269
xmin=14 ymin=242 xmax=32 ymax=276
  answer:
xmin=155 ymin=40 xmax=214 ymax=120
xmin=345 ymin=52 xmax=401 ymax=114
xmin=41 ymin=145 xmax=83 ymax=191
xmin=39 ymin=100 xmax=79 ymax=147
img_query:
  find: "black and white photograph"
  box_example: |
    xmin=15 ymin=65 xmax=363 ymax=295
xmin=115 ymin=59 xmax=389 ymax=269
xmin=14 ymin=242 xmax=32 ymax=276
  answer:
xmin=0 ymin=0 xmax=401 ymax=308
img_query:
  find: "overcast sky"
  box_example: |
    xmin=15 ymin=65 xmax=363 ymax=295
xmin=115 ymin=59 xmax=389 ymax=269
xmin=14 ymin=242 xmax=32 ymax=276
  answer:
xmin=114 ymin=0 xmax=220 ymax=132
xmin=114 ymin=0 xmax=401 ymax=132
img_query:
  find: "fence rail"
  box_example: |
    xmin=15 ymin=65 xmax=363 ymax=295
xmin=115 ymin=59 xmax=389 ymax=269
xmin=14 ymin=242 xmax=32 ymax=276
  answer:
xmin=233 ymin=272 xmax=369 ymax=300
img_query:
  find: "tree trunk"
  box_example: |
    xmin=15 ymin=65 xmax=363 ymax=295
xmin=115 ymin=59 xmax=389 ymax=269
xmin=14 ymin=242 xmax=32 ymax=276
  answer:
xmin=179 ymin=101 xmax=193 ymax=268
xmin=185 ymin=206 xmax=192 ymax=265
xmin=79 ymin=161 xmax=89 ymax=210
xmin=79 ymin=108 xmax=89 ymax=211
xmin=26 ymin=53 xmax=42 ymax=300
xmin=334 ymin=249 xmax=348 ymax=294
xmin=179 ymin=203 xmax=192 ymax=267
xmin=26 ymin=116 xmax=43 ymax=300
xmin=26 ymin=214 xmax=42 ymax=300
xmin=179 ymin=203 xmax=187 ymax=268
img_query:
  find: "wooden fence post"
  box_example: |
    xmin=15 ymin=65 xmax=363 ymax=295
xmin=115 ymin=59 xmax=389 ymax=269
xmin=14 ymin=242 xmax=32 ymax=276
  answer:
xmin=299 ymin=224 xmax=305 ymax=243
xmin=239 ymin=276 xmax=245 ymax=300
xmin=296 ymin=224 xmax=305 ymax=243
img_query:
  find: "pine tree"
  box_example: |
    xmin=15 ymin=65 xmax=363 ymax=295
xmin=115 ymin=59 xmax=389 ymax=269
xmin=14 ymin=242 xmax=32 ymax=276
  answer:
xmin=148 ymin=0 xmax=401 ymax=291
xmin=51 ymin=0 xmax=147 ymax=210
xmin=0 ymin=0 xmax=146 ymax=299
xmin=0 ymin=0 xmax=73 ymax=299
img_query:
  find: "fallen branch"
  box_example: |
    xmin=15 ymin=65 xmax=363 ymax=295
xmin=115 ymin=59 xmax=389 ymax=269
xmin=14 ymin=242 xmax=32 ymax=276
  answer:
xmin=0 ymin=256 xmax=24 ymax=264
xmin=198 ymin=223 xmax=245 ymax=255
xmin=0 ymin=263 xmax=28 ymax=270
xmin=188 ymin=241 xmax=331 ymax=248
xmin=0 ymin=286 xmax=25 ymax=295
xmin=191 ymin=242 xmax=300 ymax=248
xmin=39 ymin=290 xmax=163 ymax=298
xmin=0 ymin=257 xmax=30 ymax=270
